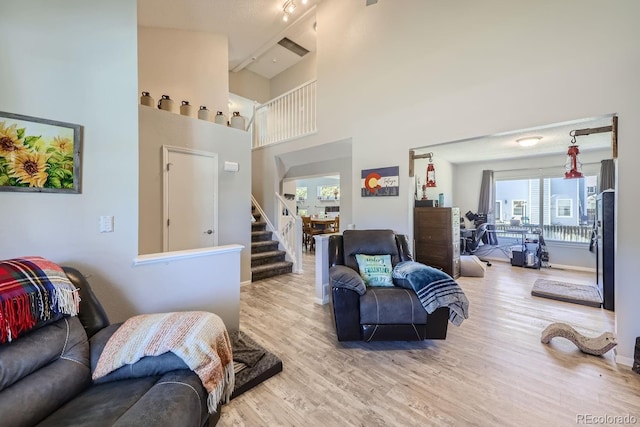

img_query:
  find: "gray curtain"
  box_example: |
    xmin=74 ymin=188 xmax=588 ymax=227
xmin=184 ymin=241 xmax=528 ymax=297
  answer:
xmin=478 ymin=170 xmax=495 ymax=223
xmin=600 ymin=159 xmax=615 ymax=191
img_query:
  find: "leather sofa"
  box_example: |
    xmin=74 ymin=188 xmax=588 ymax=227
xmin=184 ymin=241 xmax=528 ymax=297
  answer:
xmin=0 ymin=266 xmax=219 ymax=427
xmin=328 ymin=229 xmax=450 ymax=342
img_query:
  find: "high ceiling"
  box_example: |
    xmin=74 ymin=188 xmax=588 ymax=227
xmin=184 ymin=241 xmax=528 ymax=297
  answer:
xmin=137 ymin=0 xmax=319 ymax=79
xmin=415 ymin=115 xmax=616 ymax=165
xmin=137 ymin=1 xmax=614 ymax=165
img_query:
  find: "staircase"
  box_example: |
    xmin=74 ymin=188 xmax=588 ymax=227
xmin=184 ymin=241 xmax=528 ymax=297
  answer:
xmin=251 ymin=206 xmax=293 ymax=281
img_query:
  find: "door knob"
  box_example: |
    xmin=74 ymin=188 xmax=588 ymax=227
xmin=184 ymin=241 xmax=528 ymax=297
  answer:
xmin=204 ymin=230 xmax=213 ymax=234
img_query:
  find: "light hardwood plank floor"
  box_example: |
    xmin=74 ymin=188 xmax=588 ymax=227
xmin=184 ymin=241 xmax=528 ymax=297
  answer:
xmin=220 ymin=253 xmax=640 ymax=426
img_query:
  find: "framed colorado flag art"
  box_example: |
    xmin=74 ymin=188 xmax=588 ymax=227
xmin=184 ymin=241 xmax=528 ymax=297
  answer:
xmin=361 ymin=166 xmax=399 ymax=197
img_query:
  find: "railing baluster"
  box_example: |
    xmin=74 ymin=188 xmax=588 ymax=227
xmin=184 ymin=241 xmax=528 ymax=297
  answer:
xmin=250 ymin=80 xmax=317 ymax=148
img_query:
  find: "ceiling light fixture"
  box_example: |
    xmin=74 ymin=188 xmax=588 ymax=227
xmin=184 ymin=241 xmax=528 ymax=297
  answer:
xmin=516 ymin=136 xmax=542 ymax=147
xmin=282 ymin=0 xmax=305 ymax=22
xmin=283 ymin=0 xmax=296 ymax=19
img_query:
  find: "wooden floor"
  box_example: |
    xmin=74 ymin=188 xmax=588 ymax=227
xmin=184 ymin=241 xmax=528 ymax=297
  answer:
xmin=220 ymin=254 xmax=640 ymax=426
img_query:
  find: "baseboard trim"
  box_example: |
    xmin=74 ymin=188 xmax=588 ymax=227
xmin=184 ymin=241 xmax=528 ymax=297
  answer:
xmin=315 ymin=296 xmax=329 ymax=305
xmin=240 ymin=280 xmax=252 ymax=287
xmin=480 ymin=256 xmax=596 ymax=273
xmin=545 ymin=263 xmax=596 ymax=273
xmin=615 ymin=353 xmax=634 ymax=367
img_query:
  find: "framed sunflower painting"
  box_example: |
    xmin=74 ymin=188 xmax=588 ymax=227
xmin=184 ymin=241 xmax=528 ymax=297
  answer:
xmin=0 ymin=111 xmax=82 ymax=193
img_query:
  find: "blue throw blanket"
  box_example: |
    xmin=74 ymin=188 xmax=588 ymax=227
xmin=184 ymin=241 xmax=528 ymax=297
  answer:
xmin=392 ymin=261 xmax=469 ymax=326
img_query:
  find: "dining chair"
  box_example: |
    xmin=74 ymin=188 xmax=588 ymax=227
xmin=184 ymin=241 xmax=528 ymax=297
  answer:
xmin=326 ymin=215 xmax=340 ymax=233
xmin=302 ymin=215 xmax=322 ymax=251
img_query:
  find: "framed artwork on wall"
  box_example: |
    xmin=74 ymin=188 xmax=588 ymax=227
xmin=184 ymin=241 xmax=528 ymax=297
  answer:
xmin=0 ymin=111 xmax=82 ymax=193
xmin=361 ymin=166 xmax=399 ymax=197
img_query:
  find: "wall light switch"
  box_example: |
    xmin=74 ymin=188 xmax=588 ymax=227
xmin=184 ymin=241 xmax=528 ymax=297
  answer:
xmin=99 ymin=216 xmax=114 ymax=233
xmin=223 ymin=161 xmax=239 ymax=172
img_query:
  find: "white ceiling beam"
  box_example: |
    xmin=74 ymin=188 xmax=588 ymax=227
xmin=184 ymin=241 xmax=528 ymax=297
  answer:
xmin=231 ymin=5 xmax=317 ymax=73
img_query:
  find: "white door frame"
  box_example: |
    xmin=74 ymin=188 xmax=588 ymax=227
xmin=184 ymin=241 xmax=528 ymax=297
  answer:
xmin=162 ymin=145 xmax=219 ymax=252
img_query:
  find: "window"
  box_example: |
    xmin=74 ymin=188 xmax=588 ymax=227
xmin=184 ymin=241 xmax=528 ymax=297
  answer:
xmin=317 ymin=185 xmax=339 ymax=200
xmin=495 ymin=174 xmax=598 ymax=243
xmin=556 ymin=199 xmax=572 ymax=218
xmin=512 ymin=200 xmax=526 ymax=218
xmin=296 ymin=187 xmax=307 ymax=201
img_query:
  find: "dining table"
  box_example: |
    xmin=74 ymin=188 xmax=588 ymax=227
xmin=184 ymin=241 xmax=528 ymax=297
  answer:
xmin=310 ymin=217 xmax=337 ymax=234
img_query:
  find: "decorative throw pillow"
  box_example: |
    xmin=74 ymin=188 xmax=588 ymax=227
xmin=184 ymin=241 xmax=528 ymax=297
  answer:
xmin=355 ymin=254 xmax=394 ymax=287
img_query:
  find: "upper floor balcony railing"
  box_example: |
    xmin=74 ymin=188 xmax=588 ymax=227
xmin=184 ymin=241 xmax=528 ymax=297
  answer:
xmin=252 ymin=79 xmax=317 ymax=148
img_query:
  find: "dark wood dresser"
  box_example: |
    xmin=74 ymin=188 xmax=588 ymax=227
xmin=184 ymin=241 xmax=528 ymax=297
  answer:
xmin=413 ymin=206 xmax=461 ymax=279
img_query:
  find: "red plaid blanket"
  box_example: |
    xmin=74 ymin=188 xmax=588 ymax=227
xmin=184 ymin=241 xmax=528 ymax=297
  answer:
xmin=0 ymin=256 xmax=80 ymax=343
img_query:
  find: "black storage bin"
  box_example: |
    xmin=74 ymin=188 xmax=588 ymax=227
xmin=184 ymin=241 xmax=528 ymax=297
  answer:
xmin=511 ymin=247 xmax=525 ymax=267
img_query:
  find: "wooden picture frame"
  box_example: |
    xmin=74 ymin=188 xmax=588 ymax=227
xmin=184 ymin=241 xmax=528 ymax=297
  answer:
xmin=0 ymin=111 xmax=82 ymax=193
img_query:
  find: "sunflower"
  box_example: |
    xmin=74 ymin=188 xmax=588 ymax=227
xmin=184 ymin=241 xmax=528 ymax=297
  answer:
xmin=51 ymin=136 xmax=73 ymax=154
xmin=0 ymin=122 xmax=25 ymax=156
xmin=10 ymin=151 xmax=50 ymax=187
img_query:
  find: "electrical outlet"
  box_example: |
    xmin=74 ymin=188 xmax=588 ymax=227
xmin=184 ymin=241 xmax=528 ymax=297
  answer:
xmin=99 ymin=216 xmax=114 ymax=233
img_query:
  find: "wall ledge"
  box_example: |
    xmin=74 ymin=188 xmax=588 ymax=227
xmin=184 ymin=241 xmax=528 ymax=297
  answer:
xmin=134 ymin=244 xmax=244 ymax=266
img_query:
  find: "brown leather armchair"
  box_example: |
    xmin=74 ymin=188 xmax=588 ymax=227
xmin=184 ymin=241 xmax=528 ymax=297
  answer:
xmin=328 ymin=229 xmax=450 ymax=342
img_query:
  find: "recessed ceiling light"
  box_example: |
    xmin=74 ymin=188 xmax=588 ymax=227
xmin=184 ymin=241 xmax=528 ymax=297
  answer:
xmin=516 ymin=136 xmax=542 ymax=147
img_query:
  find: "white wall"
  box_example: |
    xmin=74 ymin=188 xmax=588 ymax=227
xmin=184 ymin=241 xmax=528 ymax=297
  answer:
xmin=252 ymin=0 xmax=640 ymax=362
xmin=229 ymin=69 xmax=271 ymax=104
xmin=138 ymin=27 xmax=229 ymax=117
xmin=270 ymin=52 xmax=317 ymax=98
xmin=0 ymin=1 xmax=241 ymax=331
xmin=138 ymin=106 xmax=252 ymax=283
xmin=413 ymin=156 xmax=454 ymax=207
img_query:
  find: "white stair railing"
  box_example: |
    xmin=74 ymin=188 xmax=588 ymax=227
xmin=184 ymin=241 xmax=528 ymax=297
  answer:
xmin=253 ymin=79 xmax=317 ymax=148
xmin=275 ymin=192 xmax=303 ymax=274
xmin=251 ymin=194 xmax=303 ymax=274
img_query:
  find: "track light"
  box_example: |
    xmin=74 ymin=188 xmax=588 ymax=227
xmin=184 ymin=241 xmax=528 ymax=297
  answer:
xmin=284 ymin=0 xmax=296 ymax=14
xmin=282 ymin=0 xmax=306 ymax=22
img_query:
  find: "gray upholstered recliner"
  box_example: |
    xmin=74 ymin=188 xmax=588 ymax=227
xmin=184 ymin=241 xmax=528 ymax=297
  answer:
xmin=0 ymin=266 xmax=219 ymax=427
xmin=328 ymin=229 xmax=450 ymax=342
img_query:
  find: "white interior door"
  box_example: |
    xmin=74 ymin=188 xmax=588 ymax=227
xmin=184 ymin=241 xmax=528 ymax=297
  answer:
xmin=163 ymin=146 xmax=218 ymax=251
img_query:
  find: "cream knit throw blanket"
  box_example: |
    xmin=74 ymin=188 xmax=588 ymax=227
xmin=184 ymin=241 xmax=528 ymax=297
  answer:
xmin=93 ymin=311 xmax=234 ymax=413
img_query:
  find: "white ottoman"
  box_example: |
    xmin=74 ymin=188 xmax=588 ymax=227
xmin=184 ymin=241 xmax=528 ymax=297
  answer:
xmin=460 ymin=255 xmax=486 ymax=277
